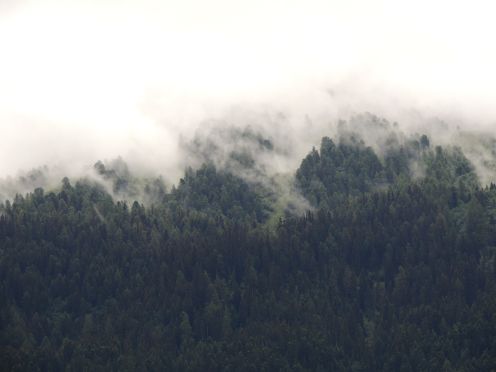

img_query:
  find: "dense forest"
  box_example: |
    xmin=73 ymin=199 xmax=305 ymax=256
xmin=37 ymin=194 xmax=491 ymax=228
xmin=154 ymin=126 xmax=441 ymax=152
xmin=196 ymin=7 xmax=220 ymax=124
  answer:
xmin=2 ymin=119 xmax=496 ymax=371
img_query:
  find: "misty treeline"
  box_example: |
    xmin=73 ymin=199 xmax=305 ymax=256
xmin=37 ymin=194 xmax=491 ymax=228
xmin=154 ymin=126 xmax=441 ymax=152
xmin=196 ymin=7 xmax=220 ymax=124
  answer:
xmin=2 ymin=115 xmax=496 ymax=371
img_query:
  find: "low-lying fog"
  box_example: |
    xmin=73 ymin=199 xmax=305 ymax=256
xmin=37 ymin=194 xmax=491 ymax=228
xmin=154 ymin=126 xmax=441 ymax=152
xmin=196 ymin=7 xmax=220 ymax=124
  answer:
xmin=1 ymin=0 xmax=495 ymax=197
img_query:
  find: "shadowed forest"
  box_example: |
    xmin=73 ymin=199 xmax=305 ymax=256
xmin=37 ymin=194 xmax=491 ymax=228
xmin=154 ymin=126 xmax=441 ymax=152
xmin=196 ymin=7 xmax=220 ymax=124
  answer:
xmin=2 ymin=117 xmax=496 ymax=371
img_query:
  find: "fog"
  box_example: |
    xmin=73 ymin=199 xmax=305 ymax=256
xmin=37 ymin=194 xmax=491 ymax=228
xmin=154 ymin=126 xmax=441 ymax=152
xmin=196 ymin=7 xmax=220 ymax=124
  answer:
xmin=1 ymin=0 xmax=495 ymax=190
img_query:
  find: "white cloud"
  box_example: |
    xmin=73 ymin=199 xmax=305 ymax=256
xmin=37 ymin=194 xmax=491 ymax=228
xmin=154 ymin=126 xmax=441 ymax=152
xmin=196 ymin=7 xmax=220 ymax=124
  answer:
xmin=0 ymin=0 xmax=495 ymax=177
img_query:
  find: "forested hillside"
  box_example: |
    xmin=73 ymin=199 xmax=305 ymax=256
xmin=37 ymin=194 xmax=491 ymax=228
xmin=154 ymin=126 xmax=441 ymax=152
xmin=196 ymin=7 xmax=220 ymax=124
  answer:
xmin=2 ymin=127 xmax=496 ymax=371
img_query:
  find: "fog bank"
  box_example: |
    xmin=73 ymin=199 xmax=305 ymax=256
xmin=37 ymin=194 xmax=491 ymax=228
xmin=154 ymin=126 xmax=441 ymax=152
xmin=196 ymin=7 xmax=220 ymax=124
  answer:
xmin=1 ymin=0 xmax=495 ymax=185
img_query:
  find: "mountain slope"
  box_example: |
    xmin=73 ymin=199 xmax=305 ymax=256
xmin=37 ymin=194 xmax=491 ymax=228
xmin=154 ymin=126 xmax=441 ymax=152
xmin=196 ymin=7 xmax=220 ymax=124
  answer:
xmin=1 ymin=128 xmax=496 ymax=371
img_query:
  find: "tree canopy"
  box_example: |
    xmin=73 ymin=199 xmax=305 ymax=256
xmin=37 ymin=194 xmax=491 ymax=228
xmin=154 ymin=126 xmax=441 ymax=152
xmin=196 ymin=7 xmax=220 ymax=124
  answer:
xmin=1 ymin=129 xmax=496 ymax=371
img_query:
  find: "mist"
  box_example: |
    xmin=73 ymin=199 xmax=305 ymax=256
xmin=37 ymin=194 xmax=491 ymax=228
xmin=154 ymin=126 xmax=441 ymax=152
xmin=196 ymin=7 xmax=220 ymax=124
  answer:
xmin=1 ymin=0 xmax=496 ymax=195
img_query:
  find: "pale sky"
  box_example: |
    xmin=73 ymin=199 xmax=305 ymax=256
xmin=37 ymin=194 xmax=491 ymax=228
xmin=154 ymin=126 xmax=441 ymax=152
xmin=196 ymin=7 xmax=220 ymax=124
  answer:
xmin=0 ymin=0 xmax=495 ymax=176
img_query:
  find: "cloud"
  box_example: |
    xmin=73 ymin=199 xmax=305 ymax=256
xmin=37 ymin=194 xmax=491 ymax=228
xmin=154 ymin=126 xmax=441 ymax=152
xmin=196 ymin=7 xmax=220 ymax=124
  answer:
xmin=0 ymin=0 xmax=495 ymax=182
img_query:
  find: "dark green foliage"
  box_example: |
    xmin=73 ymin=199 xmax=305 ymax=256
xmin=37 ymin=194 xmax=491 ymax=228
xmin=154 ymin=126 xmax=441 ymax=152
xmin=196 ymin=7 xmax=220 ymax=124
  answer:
xmin=295 ymin=136 xmax=384 ymax=208
xmin=1 ymin=133 xmax=496 ymax=371
xmin=296 ymin=132 xmax=480 ymax=210
xmin=168 ymin=164 xmax=271 ymax=223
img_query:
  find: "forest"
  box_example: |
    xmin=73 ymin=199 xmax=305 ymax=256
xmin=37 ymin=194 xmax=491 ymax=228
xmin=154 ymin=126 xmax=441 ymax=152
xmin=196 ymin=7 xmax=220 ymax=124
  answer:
xmin=1 ymin=118 xmax=496 ymax=371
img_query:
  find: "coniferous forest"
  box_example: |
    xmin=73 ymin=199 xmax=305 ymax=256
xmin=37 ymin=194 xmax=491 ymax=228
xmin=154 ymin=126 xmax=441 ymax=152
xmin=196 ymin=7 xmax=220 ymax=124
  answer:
xmin=2 ymin=120 xmax=496 ymax=371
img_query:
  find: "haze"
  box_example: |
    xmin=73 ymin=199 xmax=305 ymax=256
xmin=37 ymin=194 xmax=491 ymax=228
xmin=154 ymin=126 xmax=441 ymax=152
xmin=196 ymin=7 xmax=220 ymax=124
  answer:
xmin=1 ymin=0 xmax=495 ymax=179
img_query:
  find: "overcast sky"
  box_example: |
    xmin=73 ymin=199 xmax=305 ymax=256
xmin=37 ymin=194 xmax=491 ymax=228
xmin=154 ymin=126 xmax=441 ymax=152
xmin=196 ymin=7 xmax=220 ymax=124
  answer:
xmin=0 ymin=0 xmax=495 ymax=176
